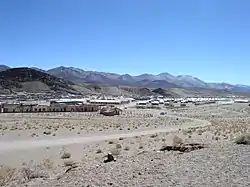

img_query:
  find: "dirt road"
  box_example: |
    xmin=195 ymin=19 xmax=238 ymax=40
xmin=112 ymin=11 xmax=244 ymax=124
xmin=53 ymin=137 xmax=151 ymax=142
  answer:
xmin=0 ymin=115 xmax=210 ymax=152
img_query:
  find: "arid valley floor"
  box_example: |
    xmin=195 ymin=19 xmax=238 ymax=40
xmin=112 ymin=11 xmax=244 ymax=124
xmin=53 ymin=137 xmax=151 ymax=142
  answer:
xmin=0 ymin=103 xmax=250 ymax=186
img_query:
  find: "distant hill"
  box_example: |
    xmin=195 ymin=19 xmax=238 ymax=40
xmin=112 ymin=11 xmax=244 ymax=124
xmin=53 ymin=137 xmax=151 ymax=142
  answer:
xmin=0 ymin=67 xmax=81 ymax=94
xmin=0 ymin=65 xmax=10 ymax=72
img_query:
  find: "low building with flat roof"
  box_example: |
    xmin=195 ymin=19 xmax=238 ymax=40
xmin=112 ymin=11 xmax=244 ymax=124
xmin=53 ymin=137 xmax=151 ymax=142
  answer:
xmin=89 ymin=99 xmax=122 ymax=105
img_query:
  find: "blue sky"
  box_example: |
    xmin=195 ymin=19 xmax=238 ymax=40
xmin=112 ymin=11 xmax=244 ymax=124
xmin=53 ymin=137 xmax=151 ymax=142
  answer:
xmin=0 ymin=0 xmax=250 ymax=84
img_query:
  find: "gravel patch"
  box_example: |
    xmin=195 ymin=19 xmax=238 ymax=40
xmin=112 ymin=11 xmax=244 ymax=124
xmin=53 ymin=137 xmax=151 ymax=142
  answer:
xmin=10 ymin=143 xmax=249 ymax=187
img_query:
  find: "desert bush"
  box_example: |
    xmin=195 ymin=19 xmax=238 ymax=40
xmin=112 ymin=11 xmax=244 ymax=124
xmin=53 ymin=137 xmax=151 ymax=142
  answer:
xmin=197 ymin=129 xmax=204 ymax=135
xmin=64 ymin=160 xmax=76 ymax=167
xmin=61 ymin=152 xmax=71 ymax=159
xmin=116 ymin=144 xmax=122 ymax=149
xmin=43 ymin=131 xmax=52 ymax=135
xmin=108 ymin=141 xmax=114 ymax=144
xmin=150 ymin=134 xmax=158 ymax=138
xmin=96 ymin=149 xmax=102 ymax=154
xmin=235 ymin=134 xmax=250 ymax=145
xmin=124 ymin=146 xmax=130 ymax=151
xmin=138 ymin=145 xmax=143 ymax=149
xmin=173 ymin=135 xmax=184 ymax=146
xmin=110 ymin=148 xmax=121 ymax=156
xmin=31 ymin=133 xmax=37 ymax=137
xmin=0 ymin=165 xmax=15 ymax=186
xmin=21 ymin=167 xmax=48 ymax=180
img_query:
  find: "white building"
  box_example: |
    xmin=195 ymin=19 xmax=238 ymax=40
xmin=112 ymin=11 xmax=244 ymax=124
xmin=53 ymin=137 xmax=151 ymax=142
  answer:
xmin=89 ymin=99 xmax=122 ymax=105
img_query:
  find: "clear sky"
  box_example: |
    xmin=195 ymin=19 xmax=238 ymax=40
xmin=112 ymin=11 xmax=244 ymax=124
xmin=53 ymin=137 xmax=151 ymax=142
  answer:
xmin=0 ymin=0 xmax=250 ymax=84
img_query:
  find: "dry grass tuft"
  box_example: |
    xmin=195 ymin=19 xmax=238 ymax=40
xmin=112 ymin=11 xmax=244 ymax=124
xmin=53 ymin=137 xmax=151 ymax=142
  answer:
xmin=173 ymin=135 xmax=184 ymax=146
xmin=110 ymin=148 xmax=121 ymax=156
xmin=150 ymin=134 xmax=158 ymax=138
xmin=64 ymin=160 xmax=76 ymax=167
xmin=42 ymin=159 xmax=54 ymax=170
xmin=116 ymin=144 xmax=122 ymax=149
xmin=61 ymin=152 xmax=71 ymax=159
xmin=235 ymin=134 xmax=250 ymax=145
xmin=108 ymin=140 xmax=114 ymax=144
xmin=43 ymin=131 xmax=52 ymax=135
xmin=96 ymin=149 xmax=102 ymax=154
xmin=124 ymin=146 xmax=130 ymax=151
xmin=0 ymin=165 xmax=15 ymax=186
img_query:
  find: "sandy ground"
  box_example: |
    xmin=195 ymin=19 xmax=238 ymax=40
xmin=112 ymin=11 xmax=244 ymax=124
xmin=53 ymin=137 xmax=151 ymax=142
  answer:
xmin=0 ymin=103 xmax=250 ymax=186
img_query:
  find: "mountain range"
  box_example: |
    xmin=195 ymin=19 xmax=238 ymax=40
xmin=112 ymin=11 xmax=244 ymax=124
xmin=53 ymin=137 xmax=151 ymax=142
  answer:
xmin=1 ymin=65 xmax=250 ymax=93
xmin=46 ymin=66 xmax=250 ymax=92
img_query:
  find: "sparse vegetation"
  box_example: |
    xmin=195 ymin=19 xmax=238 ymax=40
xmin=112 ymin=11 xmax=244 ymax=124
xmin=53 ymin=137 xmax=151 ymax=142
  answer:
xmin=43 ymin=131 xmax=52 ymax=135
xmin=235 ymin=134 xmax=250 ymax=145
xmin=116 ymin=144 xmax=122 ymax=149
xmin=124 ymin=146 xmax=130 ymax=151
xmin=108 ymin=140 xmax=114 ymax=144
xmin=150 ymin=134 xmax=158 ymax=138
xmin=138 ymin=145 xmax=143 ymax=149
xmin=61 ymin=152 xmax=71 ymax=159
xmin=42 ymin=159 xmax=54 ymax=169
xmin=64 ymin=160 xmax=76 ymax=167
xmin=0 ymin=165 xmax=15 ymax=186
xmin=96 ymin=149 xmax=102 ymax=154
xmin=173 ymin=135 xmax=184 ymax=146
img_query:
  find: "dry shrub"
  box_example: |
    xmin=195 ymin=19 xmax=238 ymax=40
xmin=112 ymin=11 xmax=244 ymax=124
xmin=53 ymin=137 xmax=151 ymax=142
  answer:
xmin=116 ymin=144 xmax=122 ymax=149
xmin=173 ymin=135 xmax=184 ymax=146
xmin=197 ymin=129 xmax=204 ymax=135
xmin=43 ymin=131 xmax=52 ymax=135
xmin=0 ymin=165 xmax=15 ymax=186
xmin=110 ymin=148 xmax=121 ymax=156
xmin=108 ymin=141 xmax=114 ymax=144
xmin=124 ymin=146 xmax=130 ymax=151
xmin=96 ymin=149 xmax=102 ymax=154
xmin=61 ymin=152 xmax=71 ymax=159
xmin=138 ymin=145 xmax=143 ymax=149
xmin=21 ymin=167 xmax=48 ymax=180
xmin=235 ymin=134 xmax=250 ymax=145
xmin=63 ymin=160 xmax=76 ymax=167
xmin=42 ymin=159 xmax=54 ymax=169
xmin=150 ymin=134 xmax=158 ymax=138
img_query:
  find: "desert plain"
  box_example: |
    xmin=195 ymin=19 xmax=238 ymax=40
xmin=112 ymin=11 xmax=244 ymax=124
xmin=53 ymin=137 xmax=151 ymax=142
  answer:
xmin=0 ymin=103 xmax=250 ymax=186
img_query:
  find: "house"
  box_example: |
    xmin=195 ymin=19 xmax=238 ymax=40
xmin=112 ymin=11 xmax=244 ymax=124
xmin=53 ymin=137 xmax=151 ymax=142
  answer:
xmin=32 ymin=105 xmax=49 ymax=112
xmin=136 ymin=101 xmax=149 ymax=106
xmin=89 ymin=99 xmax=122 ymax=105
xmin=1 ymin=103 xmax=38 ymax=113
xmin=151 ymin=101 xmax=160 ymax=106
xmin=66 ymin=104 xmax=99 ymax=112
xmin=234 ymin=99 xmax=249 ymax=103
xmin=1 ymin=102 xmax=100 ymax=113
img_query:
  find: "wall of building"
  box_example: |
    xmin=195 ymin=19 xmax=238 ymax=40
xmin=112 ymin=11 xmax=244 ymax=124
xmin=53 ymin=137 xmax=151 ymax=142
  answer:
xmin=1 ymin=103 xmax=100 ymax=113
